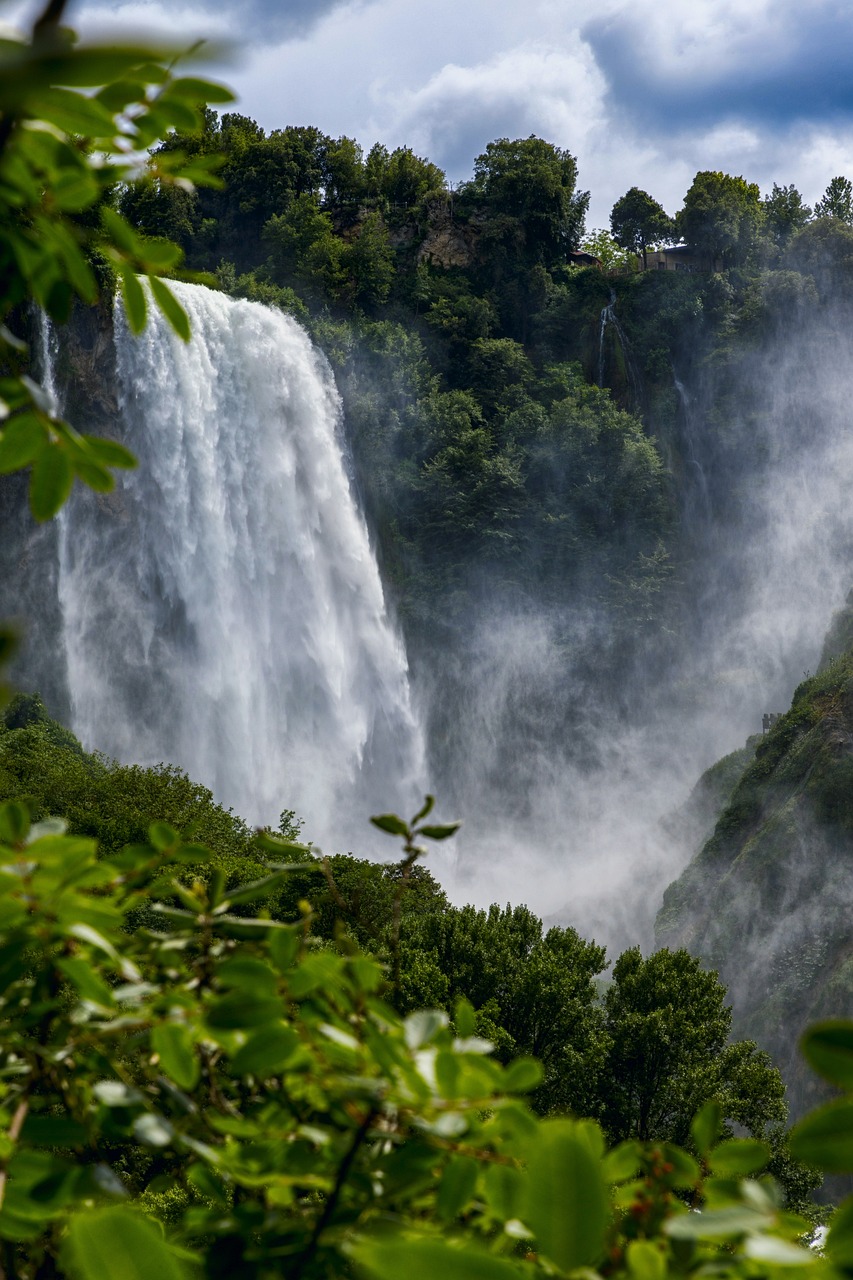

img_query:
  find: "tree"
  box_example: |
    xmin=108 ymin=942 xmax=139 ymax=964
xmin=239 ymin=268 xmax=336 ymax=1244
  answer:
xmin=383 ymin=145 xmax=445 ymax=207
xmin=580 ymin=228 xmax=639 ymax=272
xmin=345 ymin=211 xmax=395 ymax=307
xmin=762 ymin=182 xmax=812 ymax=246
xmin=610 ymin=187 xmax=674 ymax=268
xmin=678 ymin=170 xmax=763 ymax=267
xmin=262 ymin=193 xmax=345 ymax=299
xmin=320 ymin=134 xmax=366 ymax=207
xmin=470 ymin=136 xmax=589 ymax=265
xmin=600 ymin=948 xmax=786 ymax=1146
xmin=814 ymin=175 xmax=853 ymax=223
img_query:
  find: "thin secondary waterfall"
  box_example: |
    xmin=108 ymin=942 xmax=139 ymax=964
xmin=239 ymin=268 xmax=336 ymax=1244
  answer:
xmin=56 ymin=282 xmax=425 ymax=847
xmin=597 ymin=289 xmax=642 ymax=403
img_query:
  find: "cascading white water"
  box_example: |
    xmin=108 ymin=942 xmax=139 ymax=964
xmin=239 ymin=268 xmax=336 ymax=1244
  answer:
xmin=57 ymin=282 xmax=425 ymax=848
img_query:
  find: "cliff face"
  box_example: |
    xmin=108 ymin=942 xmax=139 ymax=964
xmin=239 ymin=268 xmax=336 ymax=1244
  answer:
xmin=0 ymin=301 xmax=118 ymax=719
xmin=657 ymin=601 xmax=853 ymax=1117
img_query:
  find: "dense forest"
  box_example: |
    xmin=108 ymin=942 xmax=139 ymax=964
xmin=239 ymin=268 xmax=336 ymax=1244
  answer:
xmin=3 ymin=11 xmax=853 ymax=1275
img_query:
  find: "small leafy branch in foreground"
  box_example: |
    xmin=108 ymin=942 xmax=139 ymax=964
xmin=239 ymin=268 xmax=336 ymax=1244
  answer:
xmin=369 ymin=794 xmax=461 ymax=994
xmin=0 ymin=0 xmax=233 ymax=518
xmin=0 ymin=790 xmax=850 ymax=1280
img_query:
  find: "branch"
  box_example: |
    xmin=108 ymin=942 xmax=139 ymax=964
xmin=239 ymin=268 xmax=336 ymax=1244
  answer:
xmin=33 ymin=0 xmax=70 ymax=40
xmin=293 ymin=1106 xmax=376 ymax=1279
xmin=0 ymin=1097 xmax=29 ymax=1213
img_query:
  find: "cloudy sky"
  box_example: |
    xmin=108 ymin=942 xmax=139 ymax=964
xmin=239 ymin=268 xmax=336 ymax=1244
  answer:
xmin=12 ymin=0 xmax=853 ymax=226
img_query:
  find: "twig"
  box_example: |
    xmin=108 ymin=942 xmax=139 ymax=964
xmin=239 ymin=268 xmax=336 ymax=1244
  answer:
xmin=33 ymin=0 xmax=70 ymax=39
xmin=390 ymin=837 xmax=422 ymax=999
xmin=0 ymin=1098 xmax=30 ymax=1213
xmin=293 ymin=1106 xmax=376 ymax=1279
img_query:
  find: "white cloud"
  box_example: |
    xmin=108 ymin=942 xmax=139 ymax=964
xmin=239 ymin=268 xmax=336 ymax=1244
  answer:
xmin=10 ymin=0 xmax=853 ymax=226
xmin=371 ymin=39 xmax=607 ymax=174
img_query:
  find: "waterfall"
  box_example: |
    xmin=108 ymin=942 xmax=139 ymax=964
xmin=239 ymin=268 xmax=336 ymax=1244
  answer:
xmin=673 ymin=373 xmax=712 ymax=528
xmin=596 ymin=291 xmax=613 ymax=388
xmin=56 ymin=282 xmax=425 ymax=848
xmin=597 ymin=289 xmax=642 ymax=402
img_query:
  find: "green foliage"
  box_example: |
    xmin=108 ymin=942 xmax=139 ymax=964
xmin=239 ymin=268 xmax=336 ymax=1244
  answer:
xmin=678 ymin=171 xmax=763 ymax=267
xmin=0 ymin=787 xmax=841 ymax=1279
xmin=0 ymin=5 xmax=232 ymax=519
xmin=762 ymin=183 xmax=812 ymax=248
xmin=581 ymin=228 xmax=640 ymax=272
xmin=601 ymin=948 xmax=785 ymax=1145
xmin=468 ymin=136 xmax=589 ymax=266
xmin=610 ymin=187 xmax=674 ymax=267
xmin=814 ymin=175 xmax=853 ymax=223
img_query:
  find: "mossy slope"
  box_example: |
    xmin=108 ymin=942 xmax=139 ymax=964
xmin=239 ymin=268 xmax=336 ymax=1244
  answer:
xmin=657 ymin=603 xmax=853 ymax=1117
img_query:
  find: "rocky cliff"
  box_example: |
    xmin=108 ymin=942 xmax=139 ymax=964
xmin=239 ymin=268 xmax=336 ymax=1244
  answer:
xmin=657 ymin=596 xmax=853 ymax=1117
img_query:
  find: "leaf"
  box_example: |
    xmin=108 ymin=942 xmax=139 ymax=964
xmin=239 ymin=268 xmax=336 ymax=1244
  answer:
xmin=57 ymin=958 xmax=115 ymax=1008
xmin=268 ymin=927 xmax=300 ymax=973
xmin=29 ymin=87 xmax=116 ymax=137
xmin=827 ymin=1194 xmax=853 ymax=1266
xmin=666 ymin=1207 xmax=772 ymax=1239
xmin=30 ymin=442 xmax=72 ymax=520
xmin=152 ymin=1023 xmax=198 ymax=1091
xmin=102 ymin=207 xmax=142 ymax=255
xmin=742 ymin=1235 xmax=814 ymax=1264
xmin=411 ymin=795 xmax=435 ymax=823
xmin=216 ymin=957 xmax=278 ymax=995
xmin=661 ymin=1143 xmax=701 ymax=1187
xmin=73 ymin=457 xmax=114 ymax=493
xmin=137 ymin=239 xmax=183 ymax=271
xmin=62 ymin=1206 xmax=189 ymax=1280
xmin=205 ymin=992 xmax=282 ymax=1030
xmin=20 ymin=1116 xmax=88 ymax=1148
xmin=148 ymin=276 xmax=190 ymax=341
xmin=627 ymin=1240 xmax=667 ymax=1280
xmin=790 ymin=1098 xmax=853 ymax=1172
xmin=801 ymin=1021 xmax=853 ymax=1091
xmin=454 ymin=997 xmax=476 ymax=1038
xmin=602 ymin=1141 xmax=643 ymax=1184
xmin=148 ymin=821 xmax=179 ymax=851
xmin=709 ymin=1139 xmax=769 ymax=1177
xmin=93 ymin=1081 xmax=144 ymax=1108
xmin=417 ymin=822 xmax=462 ymax=840
xmin=483 ymin=1163 xmax=524 ymax=1222
xmin=166 ymin=76 xmax=235 ymax=104
xmin=437 ymin=1157 xmax=478 ymax=1223
xmin=230 ymin=1024 xmax=300 ymax=1076
xmin=350 ymin=1233 xmax=523 ymax=1280
xmin=0 ymin=413 xmax=48 ymax=473
xmin=690 ymin=1100 xmax=722 ymax=1156
xmin=404 ymin=1010 xmax=448 ymax=1050
xmin=502 ymin=1057 xmax=543 ymax=1092
xmin=522 ymin=1120 xmax=608 ymax=1270
xmin=370 ymin=813 xmax=409 ymax=837
xmin=83 ymin=436 xmax=136 ymax=469
xmin=120 ymin=270 xmax=147 ymax=335
xmin=0 ymin=801 xmax=30 ymax=845
xmin=222 ymin=871 xmax=293 ymax=907
xmin=132 ymin=1114 xmax=174 ymax=1148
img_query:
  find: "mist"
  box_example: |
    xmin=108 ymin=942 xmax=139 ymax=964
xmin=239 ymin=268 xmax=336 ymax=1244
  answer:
xmin=426 ymin=276 xmax=853 ymax=956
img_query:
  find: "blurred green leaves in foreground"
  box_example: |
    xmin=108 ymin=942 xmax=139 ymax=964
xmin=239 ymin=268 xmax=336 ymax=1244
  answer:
xmin=0 ymin=0 xmax=232 ymax=519
xmin=0 ymin=789 xmax=849 ymax=1279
